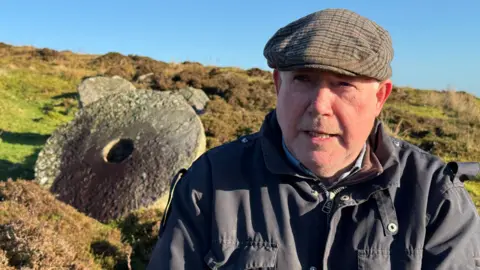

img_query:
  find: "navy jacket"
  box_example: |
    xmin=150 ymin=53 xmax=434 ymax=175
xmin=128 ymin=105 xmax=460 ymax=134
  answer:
xmin=148 ymin=110 xmax=480 ymax=269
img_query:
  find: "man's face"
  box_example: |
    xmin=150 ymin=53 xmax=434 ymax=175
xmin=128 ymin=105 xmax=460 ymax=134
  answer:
xmin=274 ymin=68 xmax=392 ymax=178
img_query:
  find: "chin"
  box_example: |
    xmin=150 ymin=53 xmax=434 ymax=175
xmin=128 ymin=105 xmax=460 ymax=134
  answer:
xmin=295 ymin=148 xmax=330 ymax=165
xmin=311 ymin=152 xmax=334 ymax=165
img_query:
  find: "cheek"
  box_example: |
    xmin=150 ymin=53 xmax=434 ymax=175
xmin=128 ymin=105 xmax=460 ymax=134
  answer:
xmin=337 ymin=96 xmax=376 ymax=139
xmin=341 ymin=92 xmax=377 ymax=118
xmin=277 ymin=89 xmax=307 ymax=134
xmin=354 ymin=97 xmax=378 ymax=121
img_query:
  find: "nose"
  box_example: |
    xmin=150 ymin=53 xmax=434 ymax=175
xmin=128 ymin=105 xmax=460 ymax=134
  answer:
xmin=308 ymin=85 xmax=334 ymax=116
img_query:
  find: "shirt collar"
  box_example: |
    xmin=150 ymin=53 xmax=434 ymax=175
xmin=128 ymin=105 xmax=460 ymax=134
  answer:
xmin=281 ymin=138 xmax=366 ymax=180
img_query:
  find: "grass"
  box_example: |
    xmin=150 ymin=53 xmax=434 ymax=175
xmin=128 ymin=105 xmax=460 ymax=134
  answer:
xmin=465 ymin=180 xmax=480 ymax=212
xmin=383 ymin=103 xmax=448 ymax=120
xmin=0 ymin=69 xmax=79 ymax=180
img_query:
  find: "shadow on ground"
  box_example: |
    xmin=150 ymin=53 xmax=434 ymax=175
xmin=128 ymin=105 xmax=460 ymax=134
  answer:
xmin=0 ymin=148 xmax=44 ymax=182
xmin=51 ymin=92 xmax=79 ymax=100
xmin=90 ymin=240 xmax=131 ymax=269
xmin=0 ymin=131 xmax=50 ymax=146
xmin=117 ymin=212 xmax=160 ymax=269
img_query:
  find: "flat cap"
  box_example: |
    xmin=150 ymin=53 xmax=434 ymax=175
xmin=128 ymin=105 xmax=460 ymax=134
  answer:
xmin=263 ymin=8 xmax=394 ymax=81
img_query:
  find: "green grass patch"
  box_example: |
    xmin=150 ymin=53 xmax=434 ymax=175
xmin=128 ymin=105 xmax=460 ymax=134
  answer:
xmin=465 ymin=181 xmax=480 ymax=212
xmin=0 ymin=69 xmax=79 ymax=180
xmin=384 ymin=103 xmax=448 ymax=120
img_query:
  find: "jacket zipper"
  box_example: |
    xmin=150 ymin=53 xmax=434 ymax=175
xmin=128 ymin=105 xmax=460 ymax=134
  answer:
xmin=300 ymin=163 xmax=347 ymax=214
xmin=310 ymin=181 xmax=347 ymax=215
xmin=320 ymin=184 xmax=347 ymax=214
xmin=313 ymin=182 xmax=346 ymax=270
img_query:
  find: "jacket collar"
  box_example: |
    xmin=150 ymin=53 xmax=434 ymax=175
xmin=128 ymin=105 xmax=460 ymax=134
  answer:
xmin=282 ymin=136 xmax=367 ymax=181
xmin=260 ymin=110 xmax=310 ymax=179
xmin=259 ymin=110 xmax=401 ymax=189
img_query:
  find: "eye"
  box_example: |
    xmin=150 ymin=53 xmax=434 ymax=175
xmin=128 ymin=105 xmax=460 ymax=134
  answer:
xmin=337 ymin=81 xmax=352 ymax=87
xmin=293 ymin=74 xmax=311 ymax=82
xmin=332 ymin=81 xmax=357 ymax=91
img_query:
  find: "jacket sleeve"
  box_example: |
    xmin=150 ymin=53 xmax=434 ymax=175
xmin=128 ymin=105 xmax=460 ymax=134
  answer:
xmin=147 ymin=154 xmax=212 ymax=270
xmin=422 ymin=163 xmax=480 ymax=269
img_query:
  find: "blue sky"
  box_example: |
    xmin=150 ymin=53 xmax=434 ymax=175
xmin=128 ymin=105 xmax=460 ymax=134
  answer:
xmin=0 ymin=0 xmax=479 ymax=97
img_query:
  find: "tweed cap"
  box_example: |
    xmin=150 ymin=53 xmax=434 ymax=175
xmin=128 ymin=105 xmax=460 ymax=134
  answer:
xmin=263 ymin=9 xmax=394 ymax=81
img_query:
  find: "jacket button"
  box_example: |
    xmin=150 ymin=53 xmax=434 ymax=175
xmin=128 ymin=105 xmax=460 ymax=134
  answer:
xmin=387 ymin=222 xmax=398 ymax=233
xmin=310 ymin=267 xmax=317 ymax=270
xmin=241 ymin=137 xmax=248 ymax=143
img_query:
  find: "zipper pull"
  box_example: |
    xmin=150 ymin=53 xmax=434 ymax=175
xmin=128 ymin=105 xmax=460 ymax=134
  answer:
xmin=321 ymin=186 xmax=347 ymax=214
xmin=321 ymin=192 xmax=336 ymax=214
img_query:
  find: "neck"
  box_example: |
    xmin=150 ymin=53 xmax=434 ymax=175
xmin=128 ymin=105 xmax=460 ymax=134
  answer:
xmin=282 ymin=138 xmax=367 ymax=184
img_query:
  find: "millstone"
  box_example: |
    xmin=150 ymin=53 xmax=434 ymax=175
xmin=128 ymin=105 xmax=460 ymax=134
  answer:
xmin=34 ymin=90 xmax=206 ymax=222
xmin=78 ymin=75 xmax=136 ymax=107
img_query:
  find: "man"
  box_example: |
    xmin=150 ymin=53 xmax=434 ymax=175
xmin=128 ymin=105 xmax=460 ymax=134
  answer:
xmin=147 ymin=8 xmax=480 ymax=269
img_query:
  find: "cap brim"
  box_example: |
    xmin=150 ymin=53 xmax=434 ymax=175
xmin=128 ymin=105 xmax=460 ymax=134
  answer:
xmin=276 ymin=63 xmax=359 ymax=78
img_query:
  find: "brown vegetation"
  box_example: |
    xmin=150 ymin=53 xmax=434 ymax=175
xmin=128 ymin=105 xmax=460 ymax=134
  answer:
xmin=0 ymin=180 xmax=132 ymax=269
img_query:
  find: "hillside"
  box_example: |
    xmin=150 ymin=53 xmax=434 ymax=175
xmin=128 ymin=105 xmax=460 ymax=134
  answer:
xmin=0 ymin=180 xmax=132 ymax=269
xmin=0 ymin=42 xmax=479 ymax=269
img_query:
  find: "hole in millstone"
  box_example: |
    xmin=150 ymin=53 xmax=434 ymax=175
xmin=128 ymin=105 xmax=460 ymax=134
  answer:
xmin=102 ymin=138 xmax=134 ymax=163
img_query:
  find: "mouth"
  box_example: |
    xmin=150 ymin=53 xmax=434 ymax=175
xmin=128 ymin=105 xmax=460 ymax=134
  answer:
xmin=304 ymin=131 xmax=339 ymax=141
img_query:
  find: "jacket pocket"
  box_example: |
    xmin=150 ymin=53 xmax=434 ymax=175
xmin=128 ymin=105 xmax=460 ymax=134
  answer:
xmin=204 ymin=241 xmax=278 ymax=269
xmin=357 ymin=249 xmax=390 ymax=270
xmin=357 ymin=248 xmax=422 ymax=270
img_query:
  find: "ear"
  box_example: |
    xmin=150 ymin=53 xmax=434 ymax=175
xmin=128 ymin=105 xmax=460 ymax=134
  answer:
xmin=273 ymin=69 xmax=281 ymax=95
xmin=374 ymin=79 xmax=393 ymax=116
